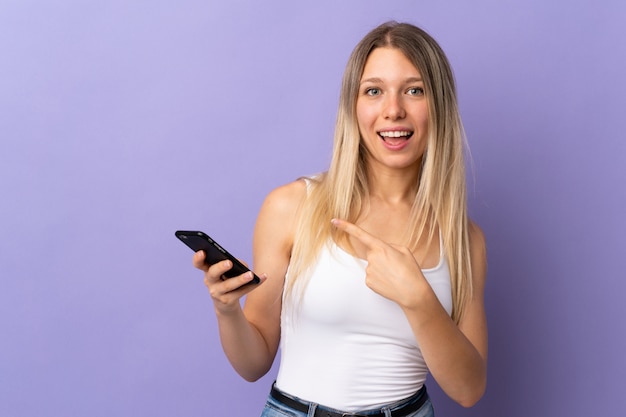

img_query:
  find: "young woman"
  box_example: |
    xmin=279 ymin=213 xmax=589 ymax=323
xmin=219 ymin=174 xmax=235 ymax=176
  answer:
xmin=194 ymin=21 xmax=487 ymax=417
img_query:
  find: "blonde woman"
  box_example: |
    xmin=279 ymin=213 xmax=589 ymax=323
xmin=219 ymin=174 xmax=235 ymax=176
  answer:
xmin=194 ymin=21 xmax=487 ymax=417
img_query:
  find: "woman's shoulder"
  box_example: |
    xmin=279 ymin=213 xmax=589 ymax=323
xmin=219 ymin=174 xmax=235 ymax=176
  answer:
xmin=262 ymin=177 xmax=309 ymax=213
xmin=254 ymin=178 xmax=312 ymax=254
xmin=258 ymin=176 xmax=320 ymax=231
xmin=467 ymin=219 xmax=487 ymax=285
xmin=263 ymin=174 xmax=324 ymax=208
xmin=467 ymin=220 xmax=486 ymax=249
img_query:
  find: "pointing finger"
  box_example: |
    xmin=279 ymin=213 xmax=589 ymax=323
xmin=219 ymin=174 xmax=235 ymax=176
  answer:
xmin=331 ymin=218 xmax=381 ymax=249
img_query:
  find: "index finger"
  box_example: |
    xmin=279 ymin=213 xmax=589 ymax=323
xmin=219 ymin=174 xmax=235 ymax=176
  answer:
xmin=330 ymin=218 xmax=381 ymax=250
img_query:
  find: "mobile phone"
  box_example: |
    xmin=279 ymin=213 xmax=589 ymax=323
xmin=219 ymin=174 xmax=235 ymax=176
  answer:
xmin=175 ymin=230 xmax=260 ymax=284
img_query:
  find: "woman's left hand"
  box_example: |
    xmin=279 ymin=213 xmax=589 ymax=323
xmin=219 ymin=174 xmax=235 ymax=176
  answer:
xmin=331 ymin=218 xmax=429 ymax=309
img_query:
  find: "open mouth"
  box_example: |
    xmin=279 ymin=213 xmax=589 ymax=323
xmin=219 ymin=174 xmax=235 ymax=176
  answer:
xmin=378 ymin=130 xmax=414 ymax=144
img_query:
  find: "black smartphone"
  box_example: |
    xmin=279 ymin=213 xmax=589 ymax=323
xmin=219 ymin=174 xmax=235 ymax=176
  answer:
xmin=175 ymin=230 xmax=260 ymax=284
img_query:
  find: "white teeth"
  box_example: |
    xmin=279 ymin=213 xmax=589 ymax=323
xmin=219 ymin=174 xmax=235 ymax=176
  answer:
xmin=379 ymin=131 xmax=412 ymax=138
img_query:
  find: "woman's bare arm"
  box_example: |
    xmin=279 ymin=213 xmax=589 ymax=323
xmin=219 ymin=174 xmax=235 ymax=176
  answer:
xmin=195 ymin=180 xmax=305 ymax=381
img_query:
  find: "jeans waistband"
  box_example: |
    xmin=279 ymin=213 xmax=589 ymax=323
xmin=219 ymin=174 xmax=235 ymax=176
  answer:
xmin=269 ymin=384 xmax=428 ymax=417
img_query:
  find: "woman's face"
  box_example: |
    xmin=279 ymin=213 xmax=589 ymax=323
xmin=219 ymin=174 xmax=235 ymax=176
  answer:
xmin=356 ymin=47 xmax=429 ymax=175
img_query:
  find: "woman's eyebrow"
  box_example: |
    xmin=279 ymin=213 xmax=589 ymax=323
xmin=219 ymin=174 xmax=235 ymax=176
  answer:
xmin=360 ymin=77 xmax=424 ymax=85
xmin=360 ymin=77 xmax=384 ymax=85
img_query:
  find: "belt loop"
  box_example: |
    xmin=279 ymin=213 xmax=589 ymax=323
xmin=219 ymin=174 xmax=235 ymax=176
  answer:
xmin=307 ymin=402 xmax=317 ymax=417
xmin=382 ymin=407 xmax=392 ymax=417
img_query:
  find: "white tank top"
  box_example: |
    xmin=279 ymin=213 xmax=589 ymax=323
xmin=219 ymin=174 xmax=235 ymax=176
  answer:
xmin=275 ymin=240 xmax=452 ymax=411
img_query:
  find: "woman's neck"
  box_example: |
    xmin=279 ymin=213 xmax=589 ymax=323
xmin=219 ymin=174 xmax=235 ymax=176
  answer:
xmin=366 ymin=165 xmax=420 ymax=205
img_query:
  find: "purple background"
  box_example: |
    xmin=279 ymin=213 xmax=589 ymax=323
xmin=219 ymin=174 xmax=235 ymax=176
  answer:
xmin=1 ymin=1 xmax=625 ymax=416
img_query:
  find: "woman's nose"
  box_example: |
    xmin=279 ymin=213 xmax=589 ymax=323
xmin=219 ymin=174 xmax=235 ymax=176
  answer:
xmin=382 ymin=94 xmax=406 ymax=120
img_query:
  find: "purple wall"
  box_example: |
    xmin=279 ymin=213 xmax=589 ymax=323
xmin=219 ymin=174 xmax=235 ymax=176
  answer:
xmin=1 ymin=1 xmax=625 ymax=416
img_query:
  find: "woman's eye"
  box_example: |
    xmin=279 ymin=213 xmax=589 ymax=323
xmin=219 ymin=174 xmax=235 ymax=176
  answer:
xmin=407 ymin=87 xmax=424 ymax=96
xmin=366 ymin=88 xmax=381 ymax=96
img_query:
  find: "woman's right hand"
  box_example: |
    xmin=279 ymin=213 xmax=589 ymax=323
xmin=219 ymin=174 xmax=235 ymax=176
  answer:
xmin=190 ymin=180 xmax=302 ymax=382
xmin=192 ymin=250 xmax=265 ymax=315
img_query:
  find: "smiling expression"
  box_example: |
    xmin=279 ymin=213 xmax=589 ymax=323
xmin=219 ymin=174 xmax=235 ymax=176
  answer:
xmin=356 ymin=47 xmax=429 ymax=174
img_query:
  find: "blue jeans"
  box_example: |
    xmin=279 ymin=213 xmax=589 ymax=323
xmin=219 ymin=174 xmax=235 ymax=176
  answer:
xmin=260 ymin=385 xmax=435 ymax=417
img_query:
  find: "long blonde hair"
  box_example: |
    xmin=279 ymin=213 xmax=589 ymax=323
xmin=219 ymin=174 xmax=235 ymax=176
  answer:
xmin=288 ymin=21 xmax=472 ymax=323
